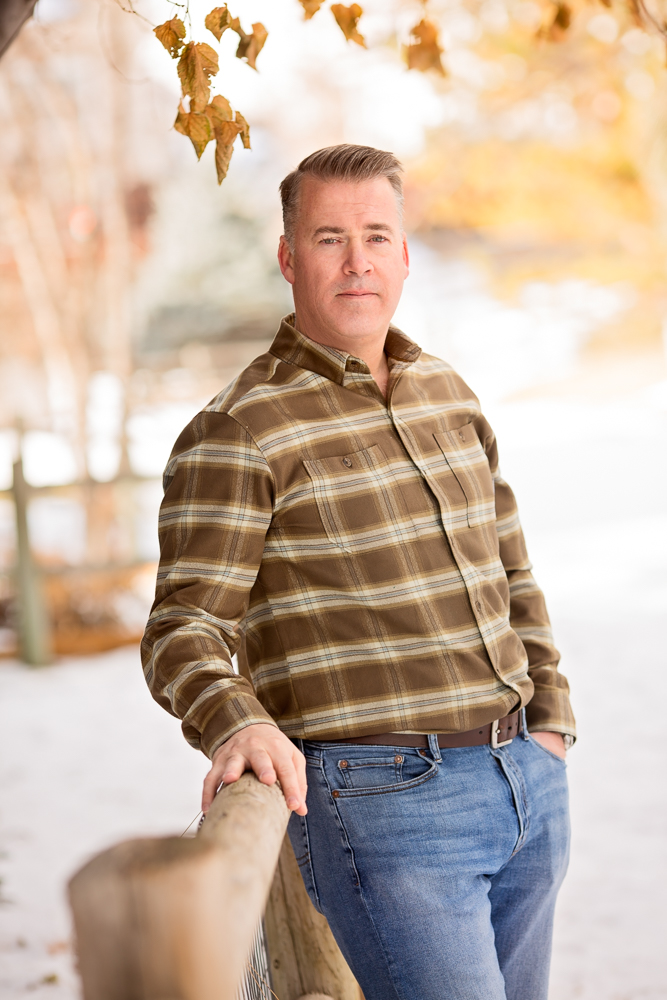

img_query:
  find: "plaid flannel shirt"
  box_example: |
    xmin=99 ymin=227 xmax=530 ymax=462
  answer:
xmin=142 ymin=316 xmax=575 ymax=757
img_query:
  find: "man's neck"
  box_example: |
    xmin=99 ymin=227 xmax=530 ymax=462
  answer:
xmin=294 ymin=315 xmax=390 ymax=399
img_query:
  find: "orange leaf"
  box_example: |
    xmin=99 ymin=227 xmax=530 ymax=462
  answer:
xmin=545 ymin=1 xmax=572 ymax=39
xmin=215 ymin=119 xmax=243 ymax=184
xmin=205 ymin=6 xmax=232 ymax=42
xmin=299 ymin=0 xmax=325 ymax=18
xmin=174 ymin=103 xmax=214 ymax=159
xmin=405 ymin=19 xmax=446 ymax=76
xmin=235 ymin=110 xmax=251 ymax=149
xmin=234 ymin=21 xmax=268 ymax=70
xmin=154 ymin=17 xmax=186 ymax=58
xmin=331 ymin=4 xmax=366 ymax=47
xmin=205 ymin=94 xmax=234 ymax=129
xmin=177 ymin=41 xmax=219 ymax=113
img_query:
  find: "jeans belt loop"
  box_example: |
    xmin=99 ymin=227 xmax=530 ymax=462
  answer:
xmin=427 ymin=733 xmax=442 ymax=763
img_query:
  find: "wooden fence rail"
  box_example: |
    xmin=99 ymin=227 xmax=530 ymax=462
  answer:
xmin=68 ymin=773 xmax=362 ymax=1000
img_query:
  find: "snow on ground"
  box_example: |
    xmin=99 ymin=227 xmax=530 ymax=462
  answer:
xmin=1 ymin=371 xmax=666 ymax=999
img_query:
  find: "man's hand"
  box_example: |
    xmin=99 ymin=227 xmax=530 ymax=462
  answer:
xmin=532 ymin=731 xmax=566 ymax=759
xmin=202 ymin=723 xmax=308 ymax=816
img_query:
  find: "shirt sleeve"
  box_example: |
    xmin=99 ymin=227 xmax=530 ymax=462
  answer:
xmin=476 ymin=415 xmax=576 ymax=738
xmin=140 ymin=408 xmax=278 ymax=758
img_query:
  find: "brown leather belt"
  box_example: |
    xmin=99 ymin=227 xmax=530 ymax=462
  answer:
xmin=323 ymin=711 xmax=522 ymax=750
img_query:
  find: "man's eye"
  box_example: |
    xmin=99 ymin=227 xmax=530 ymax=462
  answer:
xmin=321 ymin=237 xmax=339 ymax=244
xmin=369 ymin=236 xmax=388 ymax=243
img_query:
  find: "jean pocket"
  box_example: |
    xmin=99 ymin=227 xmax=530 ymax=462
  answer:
xmin=327 ymin=747 xmax=438 ymax=798
xmin=529 ymin=734 xmax=567 ymax=766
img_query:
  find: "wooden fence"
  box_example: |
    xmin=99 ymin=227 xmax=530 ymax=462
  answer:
xmin=68 ymin=773 xmax=363 ymax=1000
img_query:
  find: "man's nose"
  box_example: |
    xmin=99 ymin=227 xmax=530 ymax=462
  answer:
xmin=343 ymin=241 xmax=372 ymax=275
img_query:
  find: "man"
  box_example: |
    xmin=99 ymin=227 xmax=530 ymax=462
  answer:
xmin=142 ymin=144 xmax=575 ymax=1000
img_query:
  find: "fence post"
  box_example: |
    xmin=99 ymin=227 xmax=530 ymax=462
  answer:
xmin=11 ymin=447 xmax=52 ymax=665
xmin=265 ymin=835 xmax=363 ymax=1000
xmin=68 ymin=774 xmax=290 ymax=1000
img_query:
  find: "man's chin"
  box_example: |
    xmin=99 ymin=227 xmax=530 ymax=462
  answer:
xmin=329 ymin=301 xmax=388 ymax=337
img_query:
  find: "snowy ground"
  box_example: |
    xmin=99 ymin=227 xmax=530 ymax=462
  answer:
xmin=1 ymin=364 xmax=666 ymax=999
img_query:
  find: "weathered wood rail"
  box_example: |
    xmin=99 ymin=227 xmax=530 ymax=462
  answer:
xmin=68 ymin=773 xmax=362 ymax=1000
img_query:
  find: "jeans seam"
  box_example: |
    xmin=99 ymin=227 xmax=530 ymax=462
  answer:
xmin=299 ymin=811 xmax=323 ymax=912
xmin=492 ymin=747 xmax=530 ymax=855
xmin=323 ymin=769 xmax=414 ymax=1000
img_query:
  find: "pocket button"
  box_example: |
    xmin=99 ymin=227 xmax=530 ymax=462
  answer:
xmin=342 ymin=457 xmax=352 ymax=468
xmin=394 ymin=755 xmax=403 ymax=763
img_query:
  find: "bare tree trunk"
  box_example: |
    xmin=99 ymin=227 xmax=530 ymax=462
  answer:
xmin=11 ymin=445 xmax=52 ymax=665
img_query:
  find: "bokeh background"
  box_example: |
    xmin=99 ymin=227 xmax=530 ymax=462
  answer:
xmin=1 ymin=0 xmax=666 ymax=996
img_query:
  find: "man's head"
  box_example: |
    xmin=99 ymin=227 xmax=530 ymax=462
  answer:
xmin=277 ymin=144 xmax=409 ymax=357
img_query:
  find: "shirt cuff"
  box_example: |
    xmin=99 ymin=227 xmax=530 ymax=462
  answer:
xmin=183 ymin=695 xmax=279 ymax=759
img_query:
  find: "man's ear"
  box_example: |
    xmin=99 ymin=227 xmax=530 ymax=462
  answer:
xmin=278 ymin=235 xmax=296 ymax=285
xmin=402 ymin=233 xmax=410 ymax=277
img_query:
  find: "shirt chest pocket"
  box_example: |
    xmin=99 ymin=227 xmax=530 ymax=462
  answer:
xmin=432 ymin=427 xmax=496 ymax=528
xmin=302 ymin=444 xmax=418 ymax=553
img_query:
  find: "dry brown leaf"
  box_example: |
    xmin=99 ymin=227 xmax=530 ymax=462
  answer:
xmin=205 ymin=6 xmax=232 ymax=42
xmin=331 ymin=4 xmax=366 ymax=47
xmin=299 ymin=0 xmax=325 ymax=18
xmin=405 ymin=18 xmax=446 ymax=75
xmin=177 ymin=41 xmax=219 ymax=113
xmin=174 ymin=103 xmax=214 ymax=159
xmin=205 ymin=94 xmax=234 ymax=129
xmin=215 ymin=119 xmax=243 ymax=183
xmin=546 ymin=1 xmax=572 ymax=38
xmin=234 ymin=22 xmax=269 ymax=70
xmin=235 ymin=110 xmax=251 ymax=149
xmin=154 ymin=17 xmax=186 ymax=58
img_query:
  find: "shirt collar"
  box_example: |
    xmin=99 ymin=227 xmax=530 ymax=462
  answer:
xmin=269 ymin=313 xmax=422 ymax=385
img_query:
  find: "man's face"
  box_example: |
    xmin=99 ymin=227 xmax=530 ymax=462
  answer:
xmin=278 ymin=175 xmax=409 ymax=352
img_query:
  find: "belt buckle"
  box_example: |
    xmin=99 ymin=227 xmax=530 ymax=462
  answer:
xmin=490 ymin=720 xmax=513 ymax=749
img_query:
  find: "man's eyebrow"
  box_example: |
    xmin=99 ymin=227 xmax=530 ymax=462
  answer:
xmin=312 ymin=223 xmax=394 ymax=236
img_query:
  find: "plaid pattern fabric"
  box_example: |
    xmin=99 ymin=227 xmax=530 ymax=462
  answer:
xmin=142 ymin=316 xmax=575 ymax=757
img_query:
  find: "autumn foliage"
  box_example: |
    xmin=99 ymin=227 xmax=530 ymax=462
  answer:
xmin=152 ymin=0 xmax=665 ymax=185
xmin=152 ymin=1 xmax=447 ymax=183
xmin=153 ymin=5 xmax=261 ymax=182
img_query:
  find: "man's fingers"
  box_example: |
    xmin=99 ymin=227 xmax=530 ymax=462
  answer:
xmin=274 ymin=754 xmax=308 ymax=816
xmin=201 ymin=726 xmax=309 ymax=817
xmin=247 ymin=747 xmax=278 ymax=785
xmin=220 ymin=751 xmax=247 ymax=784
xmin=201 ymin=751 xmax=245 ymax=813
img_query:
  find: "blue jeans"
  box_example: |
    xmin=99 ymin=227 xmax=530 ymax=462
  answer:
xmin=288 ymin=722 xmax=570 ymax=1000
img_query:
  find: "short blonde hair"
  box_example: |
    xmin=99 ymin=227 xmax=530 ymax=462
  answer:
xmin=279 ymin=144 xmax=404 ymax=250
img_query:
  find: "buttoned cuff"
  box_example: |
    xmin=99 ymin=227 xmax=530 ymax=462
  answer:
xmin=524 ymin=686 xmax=576 ymax=741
